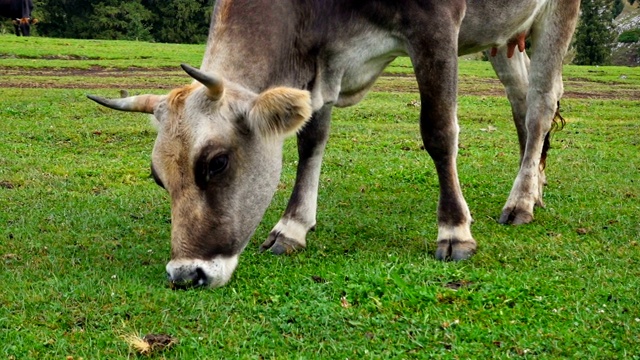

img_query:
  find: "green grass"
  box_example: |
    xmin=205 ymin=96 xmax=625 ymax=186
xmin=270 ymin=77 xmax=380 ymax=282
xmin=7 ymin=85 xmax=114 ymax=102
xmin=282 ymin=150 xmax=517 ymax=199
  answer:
xmin=0 ymin=35 xmax=204 ymax=69
xmin=1 ymin=36 xmax=640 ymax=359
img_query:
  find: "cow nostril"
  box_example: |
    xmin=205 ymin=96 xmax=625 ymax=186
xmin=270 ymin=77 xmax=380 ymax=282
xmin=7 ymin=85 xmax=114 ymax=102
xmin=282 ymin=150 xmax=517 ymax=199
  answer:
xmin=194 ymin=267 xmax=207 ymax=287
xmin=167 ymin=266 xmax=209 ymax=290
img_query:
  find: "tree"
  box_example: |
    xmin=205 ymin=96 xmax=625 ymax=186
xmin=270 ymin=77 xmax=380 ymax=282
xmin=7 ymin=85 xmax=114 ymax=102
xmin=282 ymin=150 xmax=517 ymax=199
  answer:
xmin=612 ymin=0 xmax=638 ymax=18
xmin=574 ymin=0 xmax=616 ymax=65
xmin=33 ymin=0 xmax=214 ymax=43
xmin=613 ymin=0 xmax=625 ymax=17
xmin=142 ymin=0 xmax=214 ymax=44
xmin=87 ymin=0 xmax=153 ymax=41
xmin=34 ymin=0 xmax=95 ymax=39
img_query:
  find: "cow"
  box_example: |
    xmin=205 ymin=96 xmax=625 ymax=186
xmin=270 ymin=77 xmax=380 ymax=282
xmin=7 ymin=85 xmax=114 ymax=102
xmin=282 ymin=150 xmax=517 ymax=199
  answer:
xmin=0 ymin=0 xmax=36 ymax=36
xmin=88 ymin=0 xmax=580 ymax=288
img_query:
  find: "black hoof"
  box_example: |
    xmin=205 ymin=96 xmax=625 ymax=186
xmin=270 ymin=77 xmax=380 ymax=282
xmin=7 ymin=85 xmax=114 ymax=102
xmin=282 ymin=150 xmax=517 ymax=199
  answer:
xmin=435 ymin=239 xmax=477 ymax=261
xmin=499 ymin=208 xmax=534 ymax=225
xmin=260 ymin=231 xmax=305 ymax=255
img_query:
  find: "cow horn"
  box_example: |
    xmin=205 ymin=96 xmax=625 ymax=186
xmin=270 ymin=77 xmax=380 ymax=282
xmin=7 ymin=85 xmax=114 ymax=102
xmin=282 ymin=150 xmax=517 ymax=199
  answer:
xmin=181 ymin=63 xmax=224 ymax=101
xmin=87 ymin=94 xmax=162 ymax=114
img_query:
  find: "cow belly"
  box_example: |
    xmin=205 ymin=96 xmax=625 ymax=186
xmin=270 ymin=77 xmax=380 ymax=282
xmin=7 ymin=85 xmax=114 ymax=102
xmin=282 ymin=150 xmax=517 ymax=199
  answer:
xmin=316 ymin=0 xmax=549 ymax=107
xmin=335 ymin=52 xmax=402 ymax=107
xmin=458 ymin=0 xmax=546 ymax=55
xmin=320 ymin=30 xmax=406 ymax=108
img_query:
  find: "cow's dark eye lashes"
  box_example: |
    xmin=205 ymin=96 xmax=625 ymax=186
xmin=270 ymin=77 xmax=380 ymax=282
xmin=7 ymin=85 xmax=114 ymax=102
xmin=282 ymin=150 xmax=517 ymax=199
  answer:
xmin=194 ymin=150 xmax=230 ymax=189
xmin=201 ymin=154 xmax=229 ymax=184
xmin=207 ymin=154 xmax=229 ymax=179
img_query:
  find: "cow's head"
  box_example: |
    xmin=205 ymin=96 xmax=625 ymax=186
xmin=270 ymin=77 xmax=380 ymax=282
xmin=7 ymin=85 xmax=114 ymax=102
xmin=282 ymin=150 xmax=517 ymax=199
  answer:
xmin=88 ymin=64 xmax=312 ymax=288
xmin=13 ymin=18 xmax=37 ymax=36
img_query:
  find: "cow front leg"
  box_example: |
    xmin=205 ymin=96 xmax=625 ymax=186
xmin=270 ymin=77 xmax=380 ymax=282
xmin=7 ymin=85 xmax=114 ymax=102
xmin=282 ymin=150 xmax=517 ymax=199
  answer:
xmin=260 ymin=105 xmax=332 ymax=254
xmin=425 ymin=116 xmax=476 ymax=261
xmin=12 ymin=22 xmax=21 ymax=37
xmin=498 ymin=1 xmax=579 ymax=225
xmin=408 ymin=5 xmax=476 ymax=261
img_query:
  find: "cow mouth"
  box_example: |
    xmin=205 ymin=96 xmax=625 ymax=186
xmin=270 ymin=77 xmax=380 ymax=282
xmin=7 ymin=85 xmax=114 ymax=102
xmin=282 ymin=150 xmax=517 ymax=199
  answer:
xmin=167 ymin=267 xmax=208 ymax=290
xmin=165 ymin=255 xmax=239 ymax=289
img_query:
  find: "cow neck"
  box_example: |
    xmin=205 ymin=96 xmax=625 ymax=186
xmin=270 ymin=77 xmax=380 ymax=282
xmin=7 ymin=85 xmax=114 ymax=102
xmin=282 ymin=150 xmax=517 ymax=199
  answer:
xmin=200 ymin=0 xmax=314 ymax=94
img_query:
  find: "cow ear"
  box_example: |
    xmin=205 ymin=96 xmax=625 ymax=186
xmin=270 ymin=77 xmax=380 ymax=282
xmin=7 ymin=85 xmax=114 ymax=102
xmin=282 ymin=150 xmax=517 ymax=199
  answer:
xmin=249 ymin=87 xmax=312 ymax=137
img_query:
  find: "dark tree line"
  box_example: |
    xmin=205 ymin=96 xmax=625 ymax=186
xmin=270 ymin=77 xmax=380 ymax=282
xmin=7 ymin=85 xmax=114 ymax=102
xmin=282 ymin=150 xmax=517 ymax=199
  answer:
xmin=613 ymin=0 xmax=637 ymax=17
xmin=574 ymin=0 xmax=617 ymax=65
xmin=31 ymin=0 xmax=214 ymax=43
xmin=573 ymin=0 xmax=640 ymax=65
xmin=3 ymin=0 xmax=638 ymax=64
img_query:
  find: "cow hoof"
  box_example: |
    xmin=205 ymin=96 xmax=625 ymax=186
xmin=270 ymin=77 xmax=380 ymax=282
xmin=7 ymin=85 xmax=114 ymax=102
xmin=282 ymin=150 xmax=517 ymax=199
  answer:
xmin=499 ymin=207 xmax=534 ymax=225
xmin=260 ymin=232 xmax=305 ymax=255
xmin=435 ymin=239 xmax=477 ymax=261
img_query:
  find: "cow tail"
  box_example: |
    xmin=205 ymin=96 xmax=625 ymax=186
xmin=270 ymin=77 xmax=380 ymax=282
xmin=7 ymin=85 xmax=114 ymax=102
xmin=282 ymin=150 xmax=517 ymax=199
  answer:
xmin=540 ymin=101 xmax=565 ymax=171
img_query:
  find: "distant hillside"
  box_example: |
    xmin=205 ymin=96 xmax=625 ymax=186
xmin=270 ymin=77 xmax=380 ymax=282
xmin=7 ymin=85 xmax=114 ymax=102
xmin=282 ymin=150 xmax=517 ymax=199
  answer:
xmin=612 ymin=0 xmax=640 ymax=66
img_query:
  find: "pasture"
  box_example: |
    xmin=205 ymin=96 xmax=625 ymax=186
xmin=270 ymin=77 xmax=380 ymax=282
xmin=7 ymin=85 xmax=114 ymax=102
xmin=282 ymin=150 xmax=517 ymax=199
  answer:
xmin=1 ymin=34 xmax=639 ymax=358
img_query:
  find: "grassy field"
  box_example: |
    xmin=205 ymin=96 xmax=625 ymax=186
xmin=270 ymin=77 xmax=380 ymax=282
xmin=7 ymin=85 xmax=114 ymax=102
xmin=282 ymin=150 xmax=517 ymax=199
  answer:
xmin=1 ymin=34 xmax=639 ymax=359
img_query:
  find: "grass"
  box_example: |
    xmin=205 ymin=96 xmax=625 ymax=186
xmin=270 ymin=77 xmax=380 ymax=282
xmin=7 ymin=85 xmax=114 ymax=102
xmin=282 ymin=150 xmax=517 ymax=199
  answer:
xmin=0 ymin=35 xmax=204 ymax=69
xmin=1 ymin=35 xmax=640 ymax=359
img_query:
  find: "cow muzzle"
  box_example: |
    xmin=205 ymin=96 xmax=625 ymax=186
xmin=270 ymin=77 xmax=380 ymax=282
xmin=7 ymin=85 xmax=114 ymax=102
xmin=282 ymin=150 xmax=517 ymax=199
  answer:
xmin=166 ymin=255 xmax=239 ymax=289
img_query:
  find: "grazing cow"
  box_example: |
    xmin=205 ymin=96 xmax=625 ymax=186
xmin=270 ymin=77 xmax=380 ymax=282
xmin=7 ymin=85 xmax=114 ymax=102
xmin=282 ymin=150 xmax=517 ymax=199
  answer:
xmin=0 ymin=0 xmax=36 ymax=36
xmin=89 ymin=0 xmax=580 ymax=288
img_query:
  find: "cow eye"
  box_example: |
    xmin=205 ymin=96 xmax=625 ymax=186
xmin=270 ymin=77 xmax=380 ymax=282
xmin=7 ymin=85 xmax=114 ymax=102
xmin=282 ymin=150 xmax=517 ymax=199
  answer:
xmin=195 ymin=153 xmax=229 ymax=188
xmin=208 ymin=155 xmax=229 ymax=177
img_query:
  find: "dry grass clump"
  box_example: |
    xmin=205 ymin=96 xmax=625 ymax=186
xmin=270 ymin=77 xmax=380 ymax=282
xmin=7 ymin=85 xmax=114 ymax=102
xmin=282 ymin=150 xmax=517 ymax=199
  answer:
xmin=122 ymin=333 xmax=177 ymax=355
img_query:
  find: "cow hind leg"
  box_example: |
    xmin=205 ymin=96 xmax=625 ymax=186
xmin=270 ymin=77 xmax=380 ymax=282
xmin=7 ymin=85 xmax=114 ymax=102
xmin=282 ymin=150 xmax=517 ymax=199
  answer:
xmin=541 ymin=101 xmax=566 ymax=170
xmin=499 ymin=2 xmax=579 ymax=225
xmin=260 ymin=105 xmax=332 ymax=254
xmin=408 ymin=4 xmax=476 ymax=261
xmin=489 ymin=49 xmax=530 ymax=162
xmin=489 ymin=48 xmax=548 ymax=207
xmin=538 ymin=101 xmax=566 ymax=191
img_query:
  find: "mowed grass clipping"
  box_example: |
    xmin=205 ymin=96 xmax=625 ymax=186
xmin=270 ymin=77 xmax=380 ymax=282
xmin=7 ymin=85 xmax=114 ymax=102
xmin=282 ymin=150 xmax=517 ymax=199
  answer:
xmin=1 ymin=35 xmax=640 ymax=359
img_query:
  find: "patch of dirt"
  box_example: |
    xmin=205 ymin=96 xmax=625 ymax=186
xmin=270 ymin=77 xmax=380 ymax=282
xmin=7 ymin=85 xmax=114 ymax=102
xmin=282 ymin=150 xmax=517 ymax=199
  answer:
xmin=311 ymin=275 xmax=327 ymax=283
xmin=0 ymin=180 xmax=15 ymax=189
xmin=444 ymin=280 xmax=474 ymax=290
xmin=0 ymin=54 xmax=92 ymax=60
xmin=0 ymin=66 xmax=187 ymax=90
xmin=0 ymin=65 xmax=183 ymax=77
xmin=0 ymin=66 xmax=637 ymax=99
xmin=0 ymin=81 xmax=176 ymax=90
xmin=374 ymin=74 xmax=640 ymax=100
xmin=563 ymin=89 xmax=640 ymax=100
